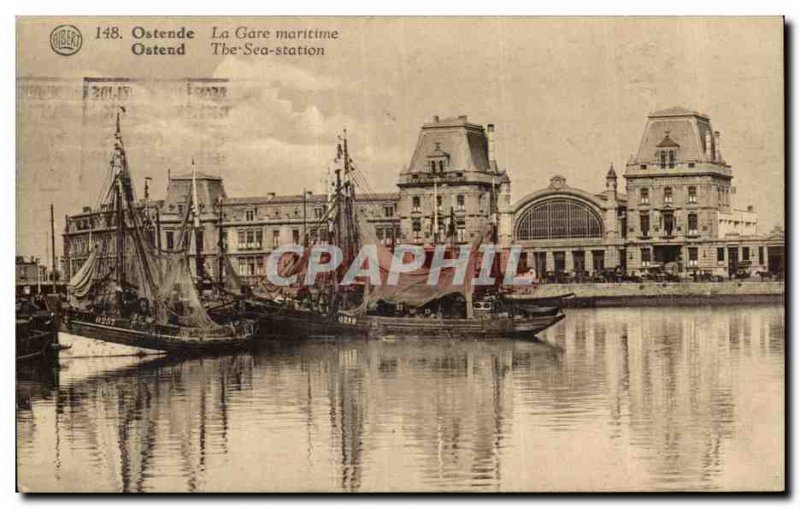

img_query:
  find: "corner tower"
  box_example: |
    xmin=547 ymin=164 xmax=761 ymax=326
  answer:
xmin=397 ymin=115 xmax=511 ymax=245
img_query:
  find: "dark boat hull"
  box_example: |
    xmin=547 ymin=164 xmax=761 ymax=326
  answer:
xmin=249 ymin=302 xmax=565 ymax=340
xmin=64 ymin=312 xmax=254 ymax=354
xmin=16 ymin=313 xmax=59 ymax=362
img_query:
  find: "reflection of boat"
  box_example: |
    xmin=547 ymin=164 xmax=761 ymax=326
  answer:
xmin=63 ymin=111 xmax=254 ymax=354
xmin=239 ymin=132 xmax=566 ymax=339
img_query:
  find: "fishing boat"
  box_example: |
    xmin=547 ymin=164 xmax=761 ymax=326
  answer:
xmin=239 ymin=131 xmax=566 ymax=339
xmin=16 ymin=295 xmax=60 ymax=362
xmin=63 ymin=111 xmax=255 ymax=354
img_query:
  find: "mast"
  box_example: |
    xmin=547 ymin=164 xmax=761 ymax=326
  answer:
xmin=302 ymin=188 xmax=307 ymax=246
xmin=155 ymin=207 xmax=162 ymax=249
xmin=216 ymin=199 xmax=224 ymax=287
xmin=50 ymin=203 xmax=56 ymax=294
xmin=115 ymin=165 xmax=125 ymax=314
xmin=191 ymin=164 xmax=204 ymax=283
xmin=111 ymin=107 xmax=160 ymax=317
xmin=433 ymin=180 xmax=438 ymax=243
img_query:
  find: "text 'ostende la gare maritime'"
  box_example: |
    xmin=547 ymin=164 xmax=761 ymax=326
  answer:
xmin=110 ymin=25 xmax=340 ymax=56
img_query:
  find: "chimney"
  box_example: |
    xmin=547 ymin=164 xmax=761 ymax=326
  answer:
xmin=714 ymin=131 xmax=721 ymax=161
xmin=705 ymin=131 xmax=714 ymax=161
xmin=432 ymin=115 xmax=439 ymax=123
xmin=747 ymin=205 xmax=754 ymax=212
xmin=487 ymin=123 xmax=496 ymax=167
xmin=267 ymin=192 xmax=276 ymax=199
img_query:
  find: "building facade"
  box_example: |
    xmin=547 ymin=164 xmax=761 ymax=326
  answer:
xmin=396 ymin=115 xmax=511 ymax=245
xmin=510 ymin=170 xmax=627 ymax=278
xmin=63 ymin=108 xmax=783 ymax=283
xmin=62 ymin=172 xmax=399 ymax=286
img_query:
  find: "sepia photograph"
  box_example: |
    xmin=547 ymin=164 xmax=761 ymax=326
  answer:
xmin=14 ymin=15 xmax=785 ymax=493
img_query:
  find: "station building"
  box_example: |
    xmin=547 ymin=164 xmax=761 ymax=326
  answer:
xmin=62 ymin=107 xmax=783 ymax=282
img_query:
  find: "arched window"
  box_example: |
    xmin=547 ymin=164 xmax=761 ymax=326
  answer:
xmin=516 ymin=198 xmax=603 ymax=240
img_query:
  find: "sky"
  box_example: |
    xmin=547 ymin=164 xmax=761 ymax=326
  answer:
xmin=16 ymin=17 xmax=784 ymax=263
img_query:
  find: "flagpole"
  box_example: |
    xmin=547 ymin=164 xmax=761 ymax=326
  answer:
xmin=433 ymin=180 xmax=438 ymax=243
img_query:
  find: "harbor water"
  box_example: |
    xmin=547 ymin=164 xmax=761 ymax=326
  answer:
xmin=16 ymin=305 xmax=784 ymax=492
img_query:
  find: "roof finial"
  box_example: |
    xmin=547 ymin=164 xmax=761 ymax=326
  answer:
xmin=607 ymin=162 xmax=617 ymax=178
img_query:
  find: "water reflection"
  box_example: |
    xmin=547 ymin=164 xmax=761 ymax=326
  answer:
xmin=16 ymin=305 xmax=784 ymax=492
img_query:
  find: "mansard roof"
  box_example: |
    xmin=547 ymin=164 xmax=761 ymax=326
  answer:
xmin=403 ymin=115 xmax=493 ymax=174
xmin=634 ymin=106 xmax=719 ymax=163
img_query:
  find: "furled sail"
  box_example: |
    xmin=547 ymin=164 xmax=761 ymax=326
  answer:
xmin=67 ymin=248 xmax=99 ymax=308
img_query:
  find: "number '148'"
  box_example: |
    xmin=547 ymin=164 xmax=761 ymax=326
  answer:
xmin=96 ymin=27 xmax=121 ymax=39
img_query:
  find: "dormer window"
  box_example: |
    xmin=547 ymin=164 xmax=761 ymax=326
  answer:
xmin=656 ymin=131 xmax=680 ymax=169
xmin=427 ymin=142 xmax=450 ymax=174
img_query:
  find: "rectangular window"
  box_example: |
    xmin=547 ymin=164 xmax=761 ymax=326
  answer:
xmin=640 ymin=212 xmax=650 ymax=237
xmin=314 ymin=207 xmax=324 ymax=219
xmin=664 ymin=187 xmax=673 ymax=204
xmin=759 ymin=246 xmax=764 ymax=265
xmin=688 ymin=213 xmax=698 ymax=236
xmin=457 ymin=222 xmax=466 ymax=243
xmin=436 ymin=195 xmax=443 ymax=213
xmin=641 ymin=248 xmax=651 ymax=266
xmin=272 ymin=230 xmax=280 ymax=248
xmin=742 ymin=247 xmax=750 ymax=261
xmin=412 ymin=219 xmax=421 ymax=242
xmin=245 ymin=209 xmax=255 ymax=221
xmin=375 ymin=227 xmax=384 ymax=243
xmin=717 ymin=247 xmax=725 ymax=262
xmin=668 ymin=150 xmax=676 ymax=169
xmin=688 ymin=186 xmax=697 ymax=204
xmin=688 ymin=247 xmax=698 ymax=267
xmin=640 ymin=188 xmax=649 ymax=205
xmin=553 ymin=251 xmax=566 ymax=273
xmin=456 ymin=194 xmax=465 ymax=211
xmin=166 ymin=231 xmax=174 ymax=250
xmin=663 ymin=211 xmax=674 ymax=236
xmin=196 ymin=231 xmax=204 ymax=252
xmin=292 ymin=229 xmax=300 ymax=244
xmin=384 ymin=205 xmax=394 ymax=218
xmin=412 ymin=196 xmax=421 ymax=212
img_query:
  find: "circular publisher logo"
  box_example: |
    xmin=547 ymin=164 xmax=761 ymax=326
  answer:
xmin=50 ymin=25 xmax=82 ymax=56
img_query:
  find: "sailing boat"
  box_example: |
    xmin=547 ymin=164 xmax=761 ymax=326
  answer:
xmin=63 ymin=111 xmax=255 ymax=354
xmin=243 ymin=131 xmax=566 ymax=339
